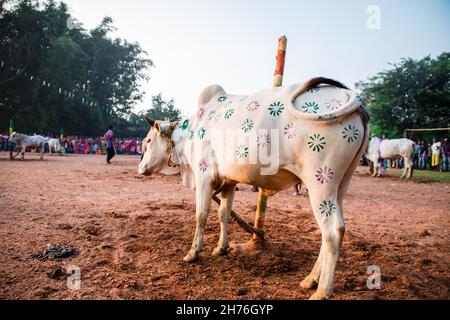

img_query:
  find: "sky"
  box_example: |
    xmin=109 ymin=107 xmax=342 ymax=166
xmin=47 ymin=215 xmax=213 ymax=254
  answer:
xmin=62 ymin=0 xmax=450 ymax=116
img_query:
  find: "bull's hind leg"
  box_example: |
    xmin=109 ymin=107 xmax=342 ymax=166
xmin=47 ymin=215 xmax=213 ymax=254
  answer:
xmin=306 ymin=185 xmax=344 ymax=300
xmin=183 ymin=179 xmax=213 ymax=263
xmin=212 ymin=185 xmax=236 ymax=257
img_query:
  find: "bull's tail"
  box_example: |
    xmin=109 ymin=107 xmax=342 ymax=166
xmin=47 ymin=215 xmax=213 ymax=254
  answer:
xmin=288 ymin=77 xmax=362 ymax=122
xmin=410 ymin=142 xmax=415 ymax=178
xmin=296 ymin=77 xmax=349 ymax=95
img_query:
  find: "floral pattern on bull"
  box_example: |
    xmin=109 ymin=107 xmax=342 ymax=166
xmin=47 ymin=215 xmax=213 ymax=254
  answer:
xmin=199 ymin=159 xmax=208 ymax=173
xmin=236 ymin=144 xmax=249 ymax=159
xmin=269 ymin=101 xmax=285 ymax=117
xmin=208 ymin=110 xmax=221 ymax=121
xmin=217 ymin=95 xmax=227 ymax=103
xmin=325 ymin=98 xmax=343 ymax=111
xmin=342 ymin=125 xmax=359 ymax=143
xmin=308 ymin=87 xmax=320 ymax=93
xmin=198 ymin=127 xmax=206 ymax=140
xmin=284 ymin=122 xmax=298 ymax=140
xmin=180 ymin=119 xmax=190 ymax=130
xmin=246 ymin=100 xmax=260 ymax=112
xmin=302 ymin=102 xmax=319 ymax=114
xmin=197 ymin=107 xmax=205 ymax=119
xmin=319 ymin=200 xmax=336 ymax=217
xmin=307 ymin=133 xmax=326 ymax=152
xmin=224 ymin=108 xmax=235 ymax=120
xmin=188 ymin=130 xmax=194 ymax=140
xmin=315 ymin=166 xmax=334 ymax=184
xmin=257 ymin=132 xmax=271 ymax=148
xmin=242 ymin=119 xmax=254 ymax=133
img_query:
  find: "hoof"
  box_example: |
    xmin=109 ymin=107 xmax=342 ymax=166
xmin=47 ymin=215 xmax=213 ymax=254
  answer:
xmin=212 ymin=246 xmax=229 ymax=257
xmin=300 ymin=277 xmax=318 ymax=289
xmin=183 ymin=250 xmax=199 ymax=263
xmin=309 ymin=290 xmax=332 ymax=300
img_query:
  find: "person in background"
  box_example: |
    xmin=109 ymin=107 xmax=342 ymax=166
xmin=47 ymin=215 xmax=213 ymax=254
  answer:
xmin=104 ymin=125 xmax=116 ymax=164
xmin=431 ymin=138 xmax=441 ymax=171
xmin=441 ymin=137 xmax=449 ymax=172
xmin=418 ymin=141 xmax=426 ymax=170
xmin=413 ymin=141 xmax=419 ymax=169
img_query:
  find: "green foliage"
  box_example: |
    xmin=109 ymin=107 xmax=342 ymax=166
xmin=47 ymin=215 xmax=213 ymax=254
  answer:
xmin=356 ymin=53 xmax=450 ymax=138
xmin=0 ymin=0 xmax=161 ymax=137
xmin=143 ymin=93 xmax=182 ymax=122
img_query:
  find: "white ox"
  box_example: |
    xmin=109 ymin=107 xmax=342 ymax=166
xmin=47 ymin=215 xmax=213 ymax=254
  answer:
xmin=46 ymin=138 xmax=63 ymax=155
xmin=138 ymin=77 xmax=369 ymax=300
xmin=9 ymin=132 xmax=46 ymax=160
xmin=366 ymin=137 xmax=415 ymax=179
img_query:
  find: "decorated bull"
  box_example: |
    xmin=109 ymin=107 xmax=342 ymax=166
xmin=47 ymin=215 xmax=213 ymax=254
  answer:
xmin=9 ymin=132 xmax=46 ymax=160
xmin=46 ymin=138 xmax=63 ymax=155
xmin=366 ymin=137 xmax=414 ymax=179
xmin=138 ymin=77 xmax=369 ymax=299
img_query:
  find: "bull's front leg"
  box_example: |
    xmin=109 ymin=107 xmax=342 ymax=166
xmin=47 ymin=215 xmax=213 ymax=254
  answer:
xmin=212 ymin=185 xmax=236 ymax=257
xmin=183 ymin=180 xmax=213 ymax=263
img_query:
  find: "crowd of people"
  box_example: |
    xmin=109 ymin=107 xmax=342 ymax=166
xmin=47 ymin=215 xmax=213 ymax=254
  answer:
xmin=0 ymin=133 xmax=143 ymax=156
xmin=1 ymin=132 xmax=449 ymax=172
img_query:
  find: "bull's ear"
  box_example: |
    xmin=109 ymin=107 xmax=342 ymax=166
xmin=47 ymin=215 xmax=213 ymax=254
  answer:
xmin=145 ymin=116 xmax=155 ymax=127
xmin=154 ymin=121 xmax=161 ymax=134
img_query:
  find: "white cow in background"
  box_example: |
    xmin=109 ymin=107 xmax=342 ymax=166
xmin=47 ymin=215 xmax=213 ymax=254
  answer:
xmin=366 ymin=137 xmax=415 ymax=179
xmin=46 ymin=138 xmax=63 ymax=155
xmin=9 ymin=132 xmax=46 ymax=160
xmin=138 ymin=77 xmax=369 ymax=299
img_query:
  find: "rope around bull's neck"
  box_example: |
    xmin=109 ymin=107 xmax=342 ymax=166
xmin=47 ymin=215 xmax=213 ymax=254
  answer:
xmin=163 ymin=122 xmax=179 ymax=168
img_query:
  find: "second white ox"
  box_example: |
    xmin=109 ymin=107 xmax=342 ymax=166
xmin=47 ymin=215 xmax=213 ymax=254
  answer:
xmin=366 ymin=137 xmax=415 ymax=179
xmin=138 ymin=77 xmax=369 ymax=300
xmin=46 ymin=138 xmax=63 ymax=155
xmin=9 ymin=132 xmax=46 ymax=160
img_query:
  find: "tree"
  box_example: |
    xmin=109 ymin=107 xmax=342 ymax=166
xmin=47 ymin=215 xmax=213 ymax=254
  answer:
xmin=143 ymin=93 xmax=182 ymax=121
xmin=0 ymin=0 xmax=154 ymax=137
xmin=356 ymin=53 xmax=450 ymax=138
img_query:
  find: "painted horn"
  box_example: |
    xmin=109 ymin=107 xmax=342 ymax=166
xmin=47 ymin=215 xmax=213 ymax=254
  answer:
xmin=144 ymin=116 xmax=155 ymax=127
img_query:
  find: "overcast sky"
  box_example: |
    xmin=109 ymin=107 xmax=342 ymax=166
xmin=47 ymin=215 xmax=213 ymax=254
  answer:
xmin=62 ymin=0 xmax=450 ymax=116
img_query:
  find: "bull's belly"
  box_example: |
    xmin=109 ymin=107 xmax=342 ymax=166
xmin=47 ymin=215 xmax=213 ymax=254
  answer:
xmin=220 ymin=165 xmax=301 ymax=192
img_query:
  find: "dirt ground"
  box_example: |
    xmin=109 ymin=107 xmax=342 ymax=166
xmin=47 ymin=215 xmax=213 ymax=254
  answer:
xmin=0 ymin=152 xmax=449 ymax=300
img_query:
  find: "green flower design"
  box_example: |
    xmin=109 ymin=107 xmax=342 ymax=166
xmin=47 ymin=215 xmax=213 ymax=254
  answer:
xmin=269 ymin=101 xmax=285 ymax=117
xmin=308 ymin=87 xmax=320 ymax=94
xmin=307 ymin=133 xmax=326 ymax=152
xmin=198 ymin=127 xmax=206 ymax=140
xmin=242 ymin=119 xmax=254 ymax=133
xmin=236 ymin=144 xmax=249 ymax=159
xmin=302 ymin=102 xmax=319 ymax=114
xmin=180 ymin=119 xmax=190 ymax=130
xmin=217 ymin=95 xmax=227 ymax=103
xmin=319 ymin=200 xmax=336 ymax=217
xmin=342 ymin=124 xmax=359 ymax=143
xmin=224 ymin=108 xmax=235 ymax=120
xmin=188 ymin=130 xmax=194 ymax=140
